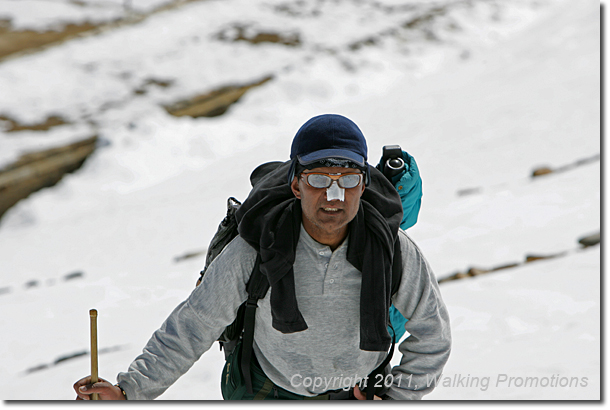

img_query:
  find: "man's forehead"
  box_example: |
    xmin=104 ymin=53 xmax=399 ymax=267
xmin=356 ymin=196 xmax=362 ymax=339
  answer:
xmin=302 ymin=166 xmax=362 ymax=174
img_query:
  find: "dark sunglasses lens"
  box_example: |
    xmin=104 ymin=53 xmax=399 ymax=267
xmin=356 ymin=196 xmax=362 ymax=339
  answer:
xmin=307 ymin=174 xmax=332 ymax=188
xmin=339 ymin=174 xmax=361 ymax=188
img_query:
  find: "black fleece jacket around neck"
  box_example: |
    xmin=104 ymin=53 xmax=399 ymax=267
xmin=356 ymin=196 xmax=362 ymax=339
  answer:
xmin=235 ymin=161 xmax=403 ymax=352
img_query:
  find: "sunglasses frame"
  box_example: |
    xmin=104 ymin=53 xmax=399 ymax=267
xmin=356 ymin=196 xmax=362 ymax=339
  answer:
xmin=300 ymin=172 xmax=364 ymax=189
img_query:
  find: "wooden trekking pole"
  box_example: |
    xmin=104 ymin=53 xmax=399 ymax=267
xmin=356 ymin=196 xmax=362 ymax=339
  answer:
xmin=89 ymin=309 xmax=100 ymax=400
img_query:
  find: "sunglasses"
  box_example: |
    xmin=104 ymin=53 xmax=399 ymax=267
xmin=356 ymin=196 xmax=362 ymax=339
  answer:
xmin=301 ymin=172 xmax=363 ymax=189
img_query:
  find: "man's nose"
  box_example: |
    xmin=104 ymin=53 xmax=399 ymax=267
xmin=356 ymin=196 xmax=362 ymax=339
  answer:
xmin=326 ymin=180 xmax=345 ymax=201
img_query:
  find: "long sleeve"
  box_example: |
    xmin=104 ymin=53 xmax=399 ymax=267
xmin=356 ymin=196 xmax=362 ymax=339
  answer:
xmin=386 ymin=230 xmax=452 ymax=400
xmin=116 ymin=236 xmax=258 ymax=400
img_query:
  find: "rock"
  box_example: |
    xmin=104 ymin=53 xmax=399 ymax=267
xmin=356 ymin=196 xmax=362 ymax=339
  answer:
xmin=457 ymin=187 xmax=481 ymax=196
xmin=578 ymin=232 xmax=600 ymax=248
xmin=532 ymin=167 xmax=553 ymax=177
xmin=24 ymin=280 xmax=39 ymax=289
xmin=164 ymin=76 xmax=273 ymax=118
xmin=525 ymin=255 xmax=547 ymax=262
xmin=64 ymin=271 xmax=84 ymax=281
xmin=525 ymin=252 xmax=566 ymax=263
xmin=0 ymin=20 xmax=98 ymax=62
xmin=174 ymin=249 xmax=206 ymax=263
xmin=467 ymin=267 xmax=488 ymax=276
xmin=53 ymin=350 xmax=88 ymax=365
xmin=437 ymin=272 xmax=465 ymax=284
xmin=490 ymin=263 xmax=520 ymax=271
xmin=0 ymin=136 xmax=97 ymax=221
xmin=215 ymin=24 xmax=301 ymax=47
xmin=0 ymin=114 xmax=68 ymax=132
xmin=24 ymin=364 xmax=49 ymax=375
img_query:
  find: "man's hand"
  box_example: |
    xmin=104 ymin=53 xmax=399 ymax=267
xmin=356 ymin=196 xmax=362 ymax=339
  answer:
xmin=353 ymin=385 xmax=382 ymax=400
xmin=73 ymin=376 xmax=126 ymax=400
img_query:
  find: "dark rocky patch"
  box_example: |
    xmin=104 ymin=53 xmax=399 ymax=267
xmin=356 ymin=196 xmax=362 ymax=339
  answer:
xmin=134 ymin=78 xmax=174 ymax=95
xmin=0 ymin=0 xmax=210 ymax=62
xmin=532 ymin=167 xmax=553 ymax=177
xmin=532 ymin=154 xmax=600 ymax=178
xmin=54 ymin=350 xmax=88 ymax=365
xmin=0 ymin=136 xmax=98 ymax=221
xmin=467 ymin=267 xmax=489 ymax=276
xmin=578 ymin=232 xmax=600 ymax=248
xmin=174 ymin=249 xmax=206 ymax=263
xmin=439 ymin=231 xmax=598 ymax=284
xmin=23 ymin=364 xmax=49 ymax=375
xmin=525 ymin=252 xmax=566 ymax=263
xmin=349 ymin=36 xmax=379 ymax=51
xmin=24 ymin=280 xmax=39 ymax=289
xmin=164 ymin=76 xmax=273 ymax=118
xmin=457 ymin=187 xmax=482 ymax=196
xmin=64 ymin=271 xmax=85 ymax=281
xmin=214 ymin=24 xmax=301 ymax=47
xmin=0 ymin=115 xmax=69 ymax=132
xmin=24 ymin=345 xmax=129 ymax=375
xmin=402 ymin=7 xmax=448 ymax=30
xmin=0 ymin=19 xmax=99 ymax=62
xmin=489 ymin=262 xmax=520 ymax=271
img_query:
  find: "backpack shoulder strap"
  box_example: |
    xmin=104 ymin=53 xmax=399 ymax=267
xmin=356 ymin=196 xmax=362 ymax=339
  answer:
xmin=240 ymin=254 xmax=269 ymax=395
xmin=391 ymin=237 xmax=402 ymax=296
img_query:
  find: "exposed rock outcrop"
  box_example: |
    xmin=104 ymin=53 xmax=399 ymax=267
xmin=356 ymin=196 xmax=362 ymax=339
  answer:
xmin=438 ymin=235 xmax=599 ymax=285
xmin=215 ymin=24 xmax=301 ymax=47
xmin=578 ymin=232 xmax=600 ymax=248
xmin=0 ymin=114 xmax=68 ymax=132
xmin=0 ymin=136 xmax=97 ymax=220
xmin=164 ymin=76 xmax=273 ymax=118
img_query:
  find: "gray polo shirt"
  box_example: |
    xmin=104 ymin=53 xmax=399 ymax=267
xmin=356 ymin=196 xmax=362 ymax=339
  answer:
xmin=117 ymin=226 xmax=451 ymax=400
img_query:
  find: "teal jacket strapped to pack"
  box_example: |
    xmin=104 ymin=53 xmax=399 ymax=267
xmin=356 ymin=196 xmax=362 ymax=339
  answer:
xmin=377 ymin=151 xmax=423 ymax=343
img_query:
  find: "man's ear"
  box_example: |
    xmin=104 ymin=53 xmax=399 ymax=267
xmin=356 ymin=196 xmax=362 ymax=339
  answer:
xmin=290 ymin=177 xmax=301 ymax=199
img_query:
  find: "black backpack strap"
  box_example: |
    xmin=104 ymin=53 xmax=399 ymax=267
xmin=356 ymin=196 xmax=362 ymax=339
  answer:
xmin=391 ymin=237 xmax=402 ymax=296
xmin=364 ymin=240 xmax=401 ymax=400
xmin=240 ymin=254 xmax=269 ymax=395
xmin=365 ymin=323 xmax=396 ymax=400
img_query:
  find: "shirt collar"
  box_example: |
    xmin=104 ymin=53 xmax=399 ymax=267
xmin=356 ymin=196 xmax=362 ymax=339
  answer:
xmin=298 ymin=224 xmax=349 ymax=253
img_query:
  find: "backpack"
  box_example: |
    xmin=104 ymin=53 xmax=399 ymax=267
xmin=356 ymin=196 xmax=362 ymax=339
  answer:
xmin=196 ymin=150 xmax=420 ymax=398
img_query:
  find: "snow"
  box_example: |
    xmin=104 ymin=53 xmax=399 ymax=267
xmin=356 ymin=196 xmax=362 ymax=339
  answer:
xmin=0 ymin=0 xmax=600 ymax=405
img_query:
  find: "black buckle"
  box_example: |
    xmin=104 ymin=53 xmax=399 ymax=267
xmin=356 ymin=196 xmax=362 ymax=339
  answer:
xmin=326 ymin=388 xmax=353 ymax=400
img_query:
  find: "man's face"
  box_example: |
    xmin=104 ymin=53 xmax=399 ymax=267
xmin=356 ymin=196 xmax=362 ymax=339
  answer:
xmin=290 ymin=166 xmax=365 ymax=245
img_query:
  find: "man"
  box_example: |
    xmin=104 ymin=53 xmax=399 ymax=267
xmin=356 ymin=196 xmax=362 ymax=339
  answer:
xmin=74 ymin=114 xmax=451 ymax=400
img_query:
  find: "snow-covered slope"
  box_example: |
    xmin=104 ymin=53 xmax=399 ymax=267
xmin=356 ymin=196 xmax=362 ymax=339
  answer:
xmin=0 ymin=0 xmax=599 ymax=402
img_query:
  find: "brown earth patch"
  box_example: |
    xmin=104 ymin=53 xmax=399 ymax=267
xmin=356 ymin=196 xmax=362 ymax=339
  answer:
xmin=164 ymin=75 xmax=273 ymax=118
xmin=0 ymin=114 xmax=69 ymax=132
xmin=215 ymin=24 xmax=301 ymax=47
xmin=438 ymin=237 xmax=598 ymax=285
xmin=524 ymin=252 xmax=566 ymax=263
xmin=0 ymin=0 xmax=209 ymax=63
xmin=402 ymin=6 xmax=448 ymax=30
xmin=0 ymin=19 xmax=99 ymax=62
xmin=134 ymin=78 xmax=175 ymax=95
xmin=532 ymin=167 xmax=553 ymax=177
xmin=532 ymin=154 xmax=600 ymax=179
xmin=0 ymin=136 xmax=97 ymax=220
